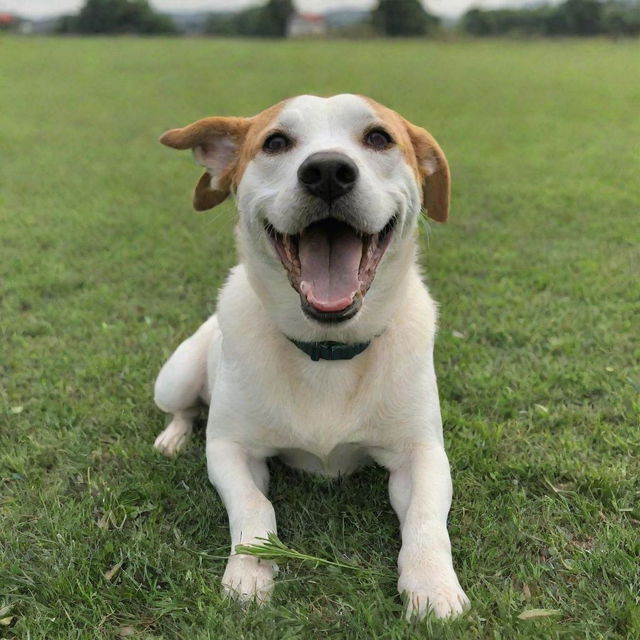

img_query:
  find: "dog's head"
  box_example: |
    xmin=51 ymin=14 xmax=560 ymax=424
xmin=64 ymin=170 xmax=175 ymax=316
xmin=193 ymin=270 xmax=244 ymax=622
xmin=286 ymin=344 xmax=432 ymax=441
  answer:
xmin=161 ymin=94 xmax=449 ymax=333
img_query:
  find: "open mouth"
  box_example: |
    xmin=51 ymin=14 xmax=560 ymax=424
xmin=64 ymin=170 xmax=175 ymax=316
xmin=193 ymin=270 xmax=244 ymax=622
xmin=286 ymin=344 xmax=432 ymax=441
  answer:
xmin=266 ymin=216 xmax=396 ymax=323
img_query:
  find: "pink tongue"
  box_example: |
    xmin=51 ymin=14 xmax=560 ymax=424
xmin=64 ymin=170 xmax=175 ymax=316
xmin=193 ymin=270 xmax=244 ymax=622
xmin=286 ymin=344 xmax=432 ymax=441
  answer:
xmin=299 ymin=220 xmax=363 ymax=312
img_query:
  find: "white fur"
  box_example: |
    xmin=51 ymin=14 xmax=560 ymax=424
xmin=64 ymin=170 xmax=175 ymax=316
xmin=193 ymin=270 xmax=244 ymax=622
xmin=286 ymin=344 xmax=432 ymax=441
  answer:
xmin=154 ymin=94 xmax=469 ymax=619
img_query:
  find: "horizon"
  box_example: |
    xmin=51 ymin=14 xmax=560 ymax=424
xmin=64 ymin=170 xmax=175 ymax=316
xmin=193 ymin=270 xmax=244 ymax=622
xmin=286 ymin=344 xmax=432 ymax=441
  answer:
xmin=0 ymin=1 xmax=562 ymax=21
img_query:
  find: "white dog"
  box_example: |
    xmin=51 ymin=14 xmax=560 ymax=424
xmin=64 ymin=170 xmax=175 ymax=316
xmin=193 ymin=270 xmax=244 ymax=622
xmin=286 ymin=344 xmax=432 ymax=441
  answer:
xmin=153 ymin=94 xmax=469 ymax=619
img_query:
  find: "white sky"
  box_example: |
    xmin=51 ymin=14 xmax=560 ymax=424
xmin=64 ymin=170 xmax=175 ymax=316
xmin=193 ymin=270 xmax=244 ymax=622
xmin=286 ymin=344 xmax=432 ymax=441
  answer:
xmin=1 ymin=0 xmax=552 ymax=19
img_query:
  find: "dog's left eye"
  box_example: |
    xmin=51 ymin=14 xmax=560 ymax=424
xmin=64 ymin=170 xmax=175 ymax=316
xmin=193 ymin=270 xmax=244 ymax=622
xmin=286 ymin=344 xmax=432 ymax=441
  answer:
xmin=364 ymin=128 xmax=393 ymax=150
xmin=263 ymin=133 xmax=292 ymax=154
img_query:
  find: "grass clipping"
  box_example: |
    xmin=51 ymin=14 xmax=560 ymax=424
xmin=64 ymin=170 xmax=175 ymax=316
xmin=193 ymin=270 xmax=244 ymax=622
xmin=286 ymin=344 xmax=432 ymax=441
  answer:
xmin=235 ymin=533 xmax=391 ymax=578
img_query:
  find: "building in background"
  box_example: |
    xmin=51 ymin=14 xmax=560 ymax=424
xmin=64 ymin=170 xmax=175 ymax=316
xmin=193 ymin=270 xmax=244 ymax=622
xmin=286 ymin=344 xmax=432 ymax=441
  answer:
xmin=287 ymin=12 xmax=327 ymax=37
xmin=0 ymin=12 xmax=18 ymax=30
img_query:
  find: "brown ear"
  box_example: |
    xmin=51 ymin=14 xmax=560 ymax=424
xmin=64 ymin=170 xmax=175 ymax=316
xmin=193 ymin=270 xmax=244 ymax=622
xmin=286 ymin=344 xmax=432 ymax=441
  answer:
xmin=403 ymin=121 xmax=450 ymax=223
xmin=160 ymin=116 xmax=251 ymax=211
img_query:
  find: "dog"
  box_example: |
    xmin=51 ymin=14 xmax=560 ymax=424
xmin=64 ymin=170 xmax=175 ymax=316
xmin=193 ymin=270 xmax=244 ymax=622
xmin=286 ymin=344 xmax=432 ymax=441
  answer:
xmin=153 ymin=94 xmax=469 ymax=619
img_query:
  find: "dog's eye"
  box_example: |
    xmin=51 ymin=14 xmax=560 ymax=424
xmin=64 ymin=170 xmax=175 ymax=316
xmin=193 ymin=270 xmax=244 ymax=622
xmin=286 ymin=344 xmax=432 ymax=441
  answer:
xmin=263 ymin=133 xmax=292 ymax=154
xmin=364 ymin=128 xmax=393 ymax=150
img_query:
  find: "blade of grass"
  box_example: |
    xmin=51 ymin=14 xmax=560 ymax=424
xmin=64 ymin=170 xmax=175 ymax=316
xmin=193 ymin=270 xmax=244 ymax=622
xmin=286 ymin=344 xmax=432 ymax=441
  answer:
xmin=235 ymin=533 xmax=393 ymax=579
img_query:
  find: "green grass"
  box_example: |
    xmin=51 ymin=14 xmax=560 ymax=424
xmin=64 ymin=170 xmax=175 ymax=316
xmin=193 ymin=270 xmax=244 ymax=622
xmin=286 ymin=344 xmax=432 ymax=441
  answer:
xmin=1 ymin=36 xmax=639 ymax=639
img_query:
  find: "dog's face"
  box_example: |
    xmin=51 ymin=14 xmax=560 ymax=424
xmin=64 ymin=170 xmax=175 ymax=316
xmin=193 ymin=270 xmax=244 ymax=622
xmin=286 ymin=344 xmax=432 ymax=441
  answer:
xmin=161 ymin=94 xmax=449 ymax=328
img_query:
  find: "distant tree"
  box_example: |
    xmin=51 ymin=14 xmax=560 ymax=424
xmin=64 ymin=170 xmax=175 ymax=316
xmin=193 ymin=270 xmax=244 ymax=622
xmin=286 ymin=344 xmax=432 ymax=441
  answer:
xmin=57 ymin=0 xmax=176 ymax=34
xmin=461 ymin=8 xmax=492 ymax=36
xmin=461 ymin=0 xmax=635 ymax=37
xmin=264 ymin=0 xmax=295 ymax=37
xmin=555 ymin=0 xmax=603 ymax=34
xmin=234 ymin=6 xmax=267 ymax=36
xmin=373 ymin=0 xmax=439 ymax=36
xmin=222 ymin=0 xmax=294 ymax=37
xmin=543 ymin=6 xmax=572 ymax=35
xmin=56 ymin=14 xmax=80 ymax=32
xmin=464 ymin=5 xmax=554 ymax=35
xmin=602 ymin=1 xmax=640 ymax=36
xmin=204 ymin=12 xmax=237 ymax=36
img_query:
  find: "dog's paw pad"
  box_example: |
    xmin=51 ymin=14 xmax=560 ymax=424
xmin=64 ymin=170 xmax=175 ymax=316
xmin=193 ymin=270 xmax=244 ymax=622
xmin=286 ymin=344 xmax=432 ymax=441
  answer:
xmin=153 ymin=420 xmax=191 ymax=456
xmin=222 ymin=554 xmax=276 ymax=606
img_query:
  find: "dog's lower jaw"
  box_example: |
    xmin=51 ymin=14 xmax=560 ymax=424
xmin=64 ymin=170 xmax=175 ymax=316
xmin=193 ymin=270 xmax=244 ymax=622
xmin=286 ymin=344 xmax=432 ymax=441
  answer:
xmin=300 ymin=294 xmax=361 ymax=324
xmin=239 ymin=227 xmax=417 ymax=345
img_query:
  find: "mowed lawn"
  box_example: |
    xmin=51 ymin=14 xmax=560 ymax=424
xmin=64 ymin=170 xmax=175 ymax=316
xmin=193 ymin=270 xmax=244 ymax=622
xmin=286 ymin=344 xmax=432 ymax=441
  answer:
xmin=1 ymin=35 xmax=639 ymax=639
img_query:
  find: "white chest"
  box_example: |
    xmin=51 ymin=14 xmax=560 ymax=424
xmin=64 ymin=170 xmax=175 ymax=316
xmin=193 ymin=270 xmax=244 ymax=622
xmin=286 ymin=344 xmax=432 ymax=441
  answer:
xmin=255 ymin=356 xmax=378 ymax=455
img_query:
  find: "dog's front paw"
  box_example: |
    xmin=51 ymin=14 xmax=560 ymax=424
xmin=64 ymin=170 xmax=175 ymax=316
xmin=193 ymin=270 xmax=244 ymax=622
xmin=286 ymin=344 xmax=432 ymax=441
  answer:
xmin=222 ymin=554 xmax=276 ymax=605
xmin=153 ymin=418 xmax=191 ymax=456
xmin=399 ymin=569 xmax=470 ymax=620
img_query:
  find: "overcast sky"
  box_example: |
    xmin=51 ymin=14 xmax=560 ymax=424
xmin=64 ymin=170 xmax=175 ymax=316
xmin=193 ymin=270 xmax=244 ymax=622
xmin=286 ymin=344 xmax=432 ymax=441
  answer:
xmin=0 ymin=0 xmax=554 ymax=19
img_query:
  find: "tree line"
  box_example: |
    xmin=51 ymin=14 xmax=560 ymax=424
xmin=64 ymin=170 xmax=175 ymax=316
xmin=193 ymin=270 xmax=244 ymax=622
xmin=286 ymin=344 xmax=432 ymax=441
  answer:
xmin=56 ymin=0 xmax=439 ymax=37
xmin=462 ymin=0 xmax=640 ymax=37
xmin=57 ymin=0 xmax=176 ymax=34
xmin=55 ymin=0 xmax=640 ymax=37
xmin=202 ymin=0 xmax=294 ymax=38
xmin=205 ymin=0 xmax=440 ymax=36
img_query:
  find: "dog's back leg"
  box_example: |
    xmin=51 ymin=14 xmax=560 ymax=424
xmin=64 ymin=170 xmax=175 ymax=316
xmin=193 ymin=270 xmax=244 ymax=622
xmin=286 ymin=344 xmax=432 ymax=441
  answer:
xmin=153 ymin=314 xmax=220 ymax=456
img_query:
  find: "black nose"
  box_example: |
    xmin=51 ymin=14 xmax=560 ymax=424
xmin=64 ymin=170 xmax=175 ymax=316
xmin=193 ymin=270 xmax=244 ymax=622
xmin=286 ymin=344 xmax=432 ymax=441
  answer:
xmin=297 ymin=152 xmax=359 ymax=204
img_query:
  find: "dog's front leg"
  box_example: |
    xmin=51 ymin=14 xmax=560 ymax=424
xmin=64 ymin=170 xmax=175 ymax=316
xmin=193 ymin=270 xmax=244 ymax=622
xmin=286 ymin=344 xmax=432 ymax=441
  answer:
xmin=207 ymin=439 xmax=277 ymax=605
xmin=389 ymin=442 xmax=469 ymax=619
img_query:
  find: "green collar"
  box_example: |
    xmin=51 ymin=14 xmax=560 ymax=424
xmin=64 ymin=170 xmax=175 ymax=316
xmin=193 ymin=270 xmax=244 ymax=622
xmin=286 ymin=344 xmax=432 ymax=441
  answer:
xmin=288 ymin=337 xmax=371 ymax=362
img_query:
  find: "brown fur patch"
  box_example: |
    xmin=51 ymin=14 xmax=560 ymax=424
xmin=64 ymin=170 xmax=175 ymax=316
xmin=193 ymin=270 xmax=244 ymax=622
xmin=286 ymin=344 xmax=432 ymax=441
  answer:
xmin=159 ymin=116 xmax=250 ymax=150
xmin=233 ymin=100 xmax=289 ymax=187
xmin=160 ymin=103 xmax=288 ymax=211
xmin=362 ymin=97 xmax=450 ymax=223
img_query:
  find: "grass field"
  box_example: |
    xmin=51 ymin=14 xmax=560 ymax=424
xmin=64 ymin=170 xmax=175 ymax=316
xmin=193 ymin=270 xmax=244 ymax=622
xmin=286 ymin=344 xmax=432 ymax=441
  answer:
xmin=1 ymin=36 xmax=639 ymax=639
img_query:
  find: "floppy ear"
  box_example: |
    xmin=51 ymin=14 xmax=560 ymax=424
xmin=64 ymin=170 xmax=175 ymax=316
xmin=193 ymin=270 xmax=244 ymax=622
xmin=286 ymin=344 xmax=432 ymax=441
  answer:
xmin=160 ymin=116 xmax=251 ymax=211
xmin=403 ymin=121 xmax=450 ymax=223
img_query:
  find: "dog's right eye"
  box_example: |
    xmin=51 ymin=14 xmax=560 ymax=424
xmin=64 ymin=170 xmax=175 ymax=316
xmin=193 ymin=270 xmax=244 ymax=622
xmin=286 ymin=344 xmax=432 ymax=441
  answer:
xmin=263 ymin=133 xmax=292 ymax=154
xmin=364 ymin=128 xmax=393 ymax=150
